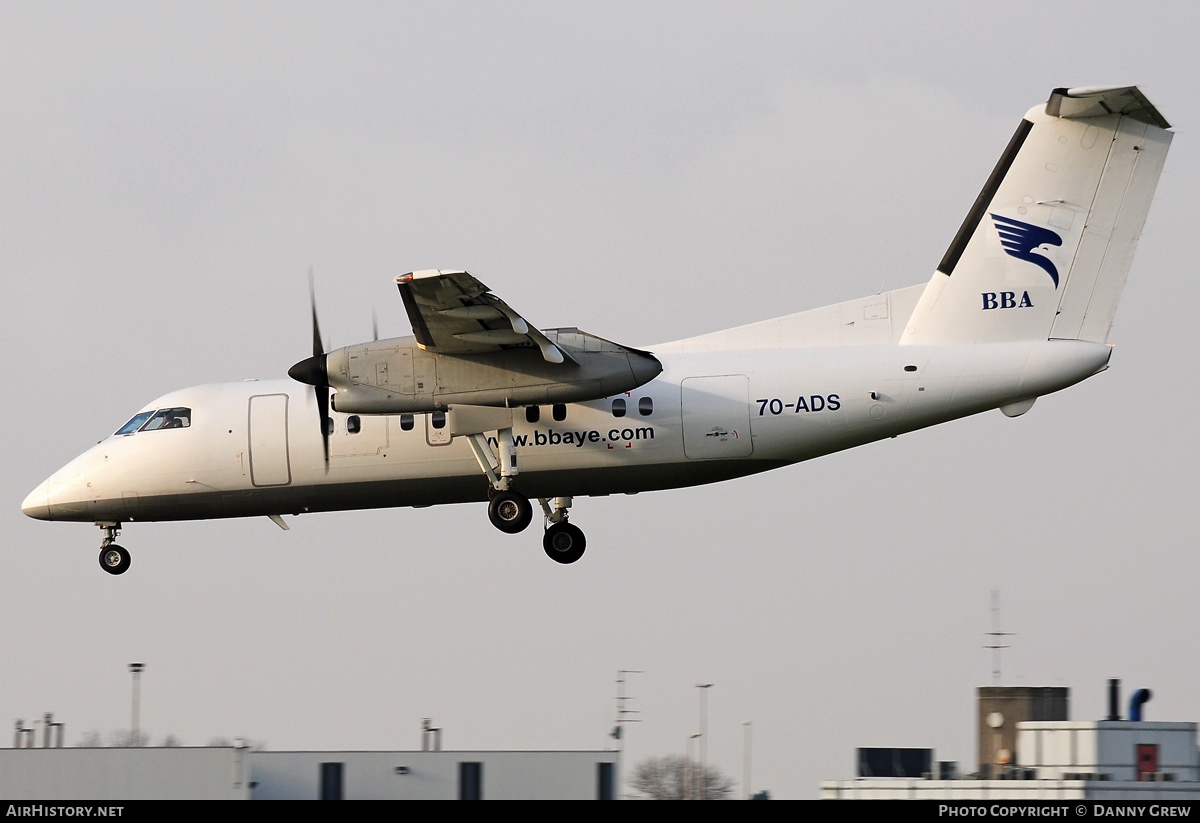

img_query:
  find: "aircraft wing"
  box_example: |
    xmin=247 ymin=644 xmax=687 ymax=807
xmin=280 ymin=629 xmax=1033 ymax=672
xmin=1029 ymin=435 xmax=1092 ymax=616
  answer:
xmin=395 ymin=269 xmax=575 ymax=364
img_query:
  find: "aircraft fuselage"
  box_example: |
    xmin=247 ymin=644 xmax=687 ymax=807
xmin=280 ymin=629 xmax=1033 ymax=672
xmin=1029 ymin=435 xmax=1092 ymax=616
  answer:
xmin=22 ymin=339 xmax=1110 ymax=525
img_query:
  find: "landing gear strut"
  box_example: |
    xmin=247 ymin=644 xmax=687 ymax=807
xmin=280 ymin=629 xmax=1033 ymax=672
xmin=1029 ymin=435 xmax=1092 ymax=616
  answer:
xmin=470 ymin=427 xmax=536 ymax=535
xmin=97 ymin=523 xmax=131 ymax=575
xmin=467 ymin=427 xmax=587 ymax=562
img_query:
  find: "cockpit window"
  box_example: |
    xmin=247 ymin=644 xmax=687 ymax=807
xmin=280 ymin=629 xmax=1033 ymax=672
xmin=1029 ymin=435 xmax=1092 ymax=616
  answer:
xmin=116 ymin=407 xmax=192 ymax=435
xmin=141 ymin=407 xmax=191 ymax=431
xmin=116 ymin=411 xmax=155 ymax=435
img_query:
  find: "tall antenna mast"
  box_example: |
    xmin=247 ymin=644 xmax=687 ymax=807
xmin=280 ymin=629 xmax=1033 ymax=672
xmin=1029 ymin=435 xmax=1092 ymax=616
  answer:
xmin=613 ymin=670 xmax=643 ymax=798
xmin=983 ymin=590 xmax=1014 ymax=683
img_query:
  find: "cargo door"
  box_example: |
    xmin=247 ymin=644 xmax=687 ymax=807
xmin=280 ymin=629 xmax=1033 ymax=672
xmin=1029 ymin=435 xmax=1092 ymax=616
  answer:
xmin=681 ymin=375 xmax=753 ymax=459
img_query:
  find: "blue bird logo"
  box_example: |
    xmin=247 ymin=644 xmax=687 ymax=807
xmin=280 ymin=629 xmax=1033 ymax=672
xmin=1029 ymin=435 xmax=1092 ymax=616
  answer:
xmin=990 ymin=214 xmax=1063 ymax=288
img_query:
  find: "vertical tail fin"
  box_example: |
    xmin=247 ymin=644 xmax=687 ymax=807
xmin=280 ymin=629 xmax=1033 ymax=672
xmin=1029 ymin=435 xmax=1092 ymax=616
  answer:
xmin=901 ymin=86 xmax=1171 ymax=345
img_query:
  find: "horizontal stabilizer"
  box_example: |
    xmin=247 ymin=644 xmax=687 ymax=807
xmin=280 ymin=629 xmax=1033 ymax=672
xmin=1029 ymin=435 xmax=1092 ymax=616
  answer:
xmin=1046 ymin=86 xmax=1170 ymax=129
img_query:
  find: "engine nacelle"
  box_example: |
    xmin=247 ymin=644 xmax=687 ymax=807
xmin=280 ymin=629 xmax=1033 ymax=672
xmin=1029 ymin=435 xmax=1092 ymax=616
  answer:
xmin=326 ymin=328 xmax=661 ymax=414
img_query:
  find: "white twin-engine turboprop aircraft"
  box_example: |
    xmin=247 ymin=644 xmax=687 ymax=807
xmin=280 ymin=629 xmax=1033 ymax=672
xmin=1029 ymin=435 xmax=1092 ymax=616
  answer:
xmin=23 ymin=86 xmax=1172 ymax=573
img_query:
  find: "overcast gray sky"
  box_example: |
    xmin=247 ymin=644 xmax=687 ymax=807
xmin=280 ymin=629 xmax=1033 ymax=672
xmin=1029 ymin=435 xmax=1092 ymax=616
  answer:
xmin=3 ymin=1 xmax=1197 ymax=799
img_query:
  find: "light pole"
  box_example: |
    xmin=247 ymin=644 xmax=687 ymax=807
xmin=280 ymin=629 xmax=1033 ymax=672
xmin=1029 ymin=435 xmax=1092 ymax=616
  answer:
xmin=686 ymin=732 xmax=701 ymax=799
xmin=695 ymin=683 xmax=713 ymax=799
xmin=129 ymin=663 xmax=144 ymax=746
xmin=742 ymin=720 xmax=752 ymax=800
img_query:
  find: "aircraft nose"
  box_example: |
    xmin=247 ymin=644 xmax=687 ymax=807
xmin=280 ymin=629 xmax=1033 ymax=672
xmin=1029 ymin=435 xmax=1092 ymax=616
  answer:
xmin=21 ymin=479 xmax=52 ymax=520
xmin=22 ymin=462 xmax=93 ymax=522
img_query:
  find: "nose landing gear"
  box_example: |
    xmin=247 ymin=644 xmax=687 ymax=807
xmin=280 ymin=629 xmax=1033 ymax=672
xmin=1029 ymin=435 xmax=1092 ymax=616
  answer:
xmin=97 ymin=523 xmax=131 ymax=575
xmin=99 ymin=544 xmax=131 ymax=575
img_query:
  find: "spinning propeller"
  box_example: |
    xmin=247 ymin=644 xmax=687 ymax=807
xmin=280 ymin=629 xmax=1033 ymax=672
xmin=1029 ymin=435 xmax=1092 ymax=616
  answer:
xmin=287 ymin=271 xmax=331 ymax=471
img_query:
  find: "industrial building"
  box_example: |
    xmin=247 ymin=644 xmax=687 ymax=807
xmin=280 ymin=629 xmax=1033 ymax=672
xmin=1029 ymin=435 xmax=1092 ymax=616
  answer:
xmin=252 ymin=749 xmax=618 ymax=800
xmin=821 ymin=680 xmax=1200 ymax=800
xmin=0 ymin=746 xmax=619 ymax=800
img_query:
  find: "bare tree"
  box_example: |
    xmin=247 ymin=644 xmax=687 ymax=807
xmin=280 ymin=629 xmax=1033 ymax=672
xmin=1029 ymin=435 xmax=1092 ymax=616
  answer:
xmin=108 ymin=729 xmax=151 ymax=747
xmin=75 ymin=729 xmax=185 ymax=747
xmin=74 ymin=730 xmax=102 ymax=748
xmin=630 ymin=754 xmax=734 ymax=800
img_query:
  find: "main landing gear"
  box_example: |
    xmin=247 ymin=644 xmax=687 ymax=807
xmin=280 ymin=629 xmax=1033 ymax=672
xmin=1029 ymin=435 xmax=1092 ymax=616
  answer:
xmin=467 ymin=427 xmax=587 ymax=564
xmin=487 ymin=489 xmax=533 ymax=534
xmin=97 ymin=522 xmax=131 ymax=575
xmin=542 ymin=515 xmax=586 ymax=565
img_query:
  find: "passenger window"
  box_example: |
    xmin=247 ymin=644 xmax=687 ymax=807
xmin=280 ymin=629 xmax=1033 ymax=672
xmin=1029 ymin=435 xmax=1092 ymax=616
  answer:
xmin=552 ymin=404 xmax=566 ymax=422
xmin=611 ymin=398 xmax=626 ymax=418
xmin=325 ymin=418 xmax=335 ymax=436
xmin=526 ymin=406 xmax=540 ymax=423
xmin=347 ymin=415 xmax=361 ymax=434
xmin=400 ymin=414 xmax=414 ymax=431
xmin=638 ymin=397 xmax=653 ymax=416
xmin=431 ymin=411 xmax=446 ymax=429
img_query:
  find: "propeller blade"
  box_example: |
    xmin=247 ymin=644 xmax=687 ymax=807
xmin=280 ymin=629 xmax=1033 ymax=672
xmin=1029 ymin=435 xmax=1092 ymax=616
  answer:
xmin=308 ymin=267 xmax=324 ymax=358
xmin=317 ymin=385 xmax=330 ymax=470
xmin=288 ymin=268 xmax=331 ymax=472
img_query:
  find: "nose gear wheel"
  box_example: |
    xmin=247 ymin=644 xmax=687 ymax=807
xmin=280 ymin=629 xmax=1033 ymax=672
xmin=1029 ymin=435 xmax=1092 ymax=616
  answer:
xmin=99 ymin=543 xmax=131 ymax=575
